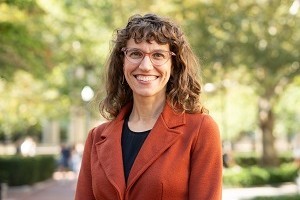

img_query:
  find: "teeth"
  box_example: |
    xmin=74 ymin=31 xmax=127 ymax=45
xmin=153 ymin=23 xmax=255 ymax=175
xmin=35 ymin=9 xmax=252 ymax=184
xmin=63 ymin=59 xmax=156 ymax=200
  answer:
xmin=136 ymin=75 xmax=157 ymax=82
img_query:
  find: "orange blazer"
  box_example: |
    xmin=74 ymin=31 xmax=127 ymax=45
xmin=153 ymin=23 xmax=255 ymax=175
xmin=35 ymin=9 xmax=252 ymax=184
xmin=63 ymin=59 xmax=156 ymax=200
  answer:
xmin=75 ymin=102 xmax=222 ymax=200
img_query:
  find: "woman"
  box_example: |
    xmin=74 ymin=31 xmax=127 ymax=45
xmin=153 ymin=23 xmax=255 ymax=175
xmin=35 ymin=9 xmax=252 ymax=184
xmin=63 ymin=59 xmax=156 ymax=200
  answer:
xmin=75 ymin=13 xmax=222 ymax=200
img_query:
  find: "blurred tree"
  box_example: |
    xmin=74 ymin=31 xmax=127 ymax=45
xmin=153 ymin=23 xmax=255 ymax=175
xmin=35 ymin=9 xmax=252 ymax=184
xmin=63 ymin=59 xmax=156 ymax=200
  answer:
xmin=0 ymin=0 xmax=53 ymax=81
xmin=1 ymin=0 xmax=298 ymax=164
xmin=275 ymin=77 xmax=300 ymax=143
xmin=185 ymin=0 xmax=299 ymax=166
xmin=0 ymin=70 xmax=70 ymax=142
xmin=0 ymin=0 xmax=183 ymax=140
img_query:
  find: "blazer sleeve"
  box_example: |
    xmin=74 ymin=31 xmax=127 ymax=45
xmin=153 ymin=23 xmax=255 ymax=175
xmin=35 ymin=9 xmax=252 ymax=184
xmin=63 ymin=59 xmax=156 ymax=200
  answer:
xmin=75 ymin=128 xmax=96 ymax=200
xmin=188 ymin=115 xmax=223 ymax=200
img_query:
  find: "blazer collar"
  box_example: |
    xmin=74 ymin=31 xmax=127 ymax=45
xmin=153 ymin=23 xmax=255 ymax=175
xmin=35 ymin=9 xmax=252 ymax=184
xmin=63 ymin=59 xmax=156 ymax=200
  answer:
xmin=116 ymin=101 xmax=186 ymax=128
xmin=96 ymin=101 xmax=186 ymax=195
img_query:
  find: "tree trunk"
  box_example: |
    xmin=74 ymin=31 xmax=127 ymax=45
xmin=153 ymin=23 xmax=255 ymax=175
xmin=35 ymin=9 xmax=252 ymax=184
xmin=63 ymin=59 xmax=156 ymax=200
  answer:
xmin=258 ymin=96 xmax=279 ymax=167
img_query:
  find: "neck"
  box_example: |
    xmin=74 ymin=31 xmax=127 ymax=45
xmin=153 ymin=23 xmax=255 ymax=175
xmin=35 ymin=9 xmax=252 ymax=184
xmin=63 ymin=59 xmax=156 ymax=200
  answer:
xmin=128 ymin=96 xmax=166 ymax=131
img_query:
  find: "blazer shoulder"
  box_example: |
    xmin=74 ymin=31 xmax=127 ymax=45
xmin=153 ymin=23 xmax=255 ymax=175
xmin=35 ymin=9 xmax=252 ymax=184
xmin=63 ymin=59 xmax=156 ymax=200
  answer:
xmin=89 ymin=121 xmax=111 ymax=141
xmin=185 ymin=112 xmax=220 ymax=138
xmin=186 ymin=112 xmax=218 ymax=126
xmin=187 ymin=113 xmax=221 ymax=153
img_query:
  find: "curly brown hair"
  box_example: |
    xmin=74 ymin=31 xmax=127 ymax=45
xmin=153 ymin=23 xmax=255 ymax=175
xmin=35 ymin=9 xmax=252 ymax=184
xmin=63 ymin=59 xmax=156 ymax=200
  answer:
xmin=99 ymin=13 xmax=206 ymax=120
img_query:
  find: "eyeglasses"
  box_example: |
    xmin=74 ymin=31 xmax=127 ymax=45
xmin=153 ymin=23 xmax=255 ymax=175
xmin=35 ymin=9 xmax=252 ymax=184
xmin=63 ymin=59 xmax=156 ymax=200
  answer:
xmin=121 ymin=47 xmax=175 ymax=66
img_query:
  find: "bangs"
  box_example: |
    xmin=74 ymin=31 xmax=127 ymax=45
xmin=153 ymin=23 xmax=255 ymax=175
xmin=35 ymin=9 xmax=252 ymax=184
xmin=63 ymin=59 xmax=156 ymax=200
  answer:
xmin=128 ymin=22 xmax=172 ymax=44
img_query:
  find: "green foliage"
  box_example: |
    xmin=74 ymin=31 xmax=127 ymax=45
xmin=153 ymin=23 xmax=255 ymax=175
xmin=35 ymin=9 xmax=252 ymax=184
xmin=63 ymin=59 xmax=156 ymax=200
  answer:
xmin=234 ymin=153 xmax=294 ymax=167
xmin=0 ymin=70 xmax=70 ymax=140
xmin=252 ymin=195 xmax=300 ymax=200
xmin=3 ymin=0 xmax=40 ymax=12
xmin=223 ymin=166 xmax=270 ymax=187
xmin=0 ymin=155 xmax=56 ymax=186
xmin=184 ymin=0 xmax=299 ymax=166
xmin=223 ymin=163 xmax=298 ymax=187
xmin=268 ymin=163 xmax=299 ymax=184
xmin=204 ymin=79 xmax=257 ymax=140
xmin=0 ymin=1 xmax=51 ymax=81
xmin=234 ymin=154 xmax=259 ymax=167
xmin=275 ymin=79 xmax=300 ymax=138
xmin=0 ymin=0 xmax=299 ymax=153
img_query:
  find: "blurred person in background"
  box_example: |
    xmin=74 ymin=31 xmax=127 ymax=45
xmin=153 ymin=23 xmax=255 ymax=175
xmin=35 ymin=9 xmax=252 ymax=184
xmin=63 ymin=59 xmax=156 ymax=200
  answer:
xmin=70 ymin=143 xmax=84 ymax=175
xmin=75 ymin=13 xmax=222 ymax=200
xmin=59 ymin=143 xmax=71 ymax=172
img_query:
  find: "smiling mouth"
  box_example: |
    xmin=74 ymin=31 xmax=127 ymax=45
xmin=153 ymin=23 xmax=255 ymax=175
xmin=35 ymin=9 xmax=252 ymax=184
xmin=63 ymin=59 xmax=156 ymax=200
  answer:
xmin=135 ymin=75 xmax=158 ymax=82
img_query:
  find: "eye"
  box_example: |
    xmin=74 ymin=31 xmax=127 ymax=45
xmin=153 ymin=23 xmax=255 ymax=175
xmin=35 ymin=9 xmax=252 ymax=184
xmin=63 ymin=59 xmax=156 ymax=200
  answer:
xmin=152 ymin=51 xmax=166 ymax=60
xmin=127 ymin=50 xmax=143 ymax=59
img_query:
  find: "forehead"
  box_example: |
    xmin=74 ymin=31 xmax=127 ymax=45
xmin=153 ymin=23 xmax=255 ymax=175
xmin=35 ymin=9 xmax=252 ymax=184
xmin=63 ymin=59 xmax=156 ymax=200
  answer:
xmin=126 ymin=38 xmax=170 ymax=51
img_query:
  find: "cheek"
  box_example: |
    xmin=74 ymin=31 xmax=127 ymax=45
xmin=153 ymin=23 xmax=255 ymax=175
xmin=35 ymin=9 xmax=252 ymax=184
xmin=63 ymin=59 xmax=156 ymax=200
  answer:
xmin=123 ymin=62 xmax=133 ymax=74
xmin=164 ymin=66 xmax=172 ymax=80
xmin=123 ymin=57 xmax=130 ymax=68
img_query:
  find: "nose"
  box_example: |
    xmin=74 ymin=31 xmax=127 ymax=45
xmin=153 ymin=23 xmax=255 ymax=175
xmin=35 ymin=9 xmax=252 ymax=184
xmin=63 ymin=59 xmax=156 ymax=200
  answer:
xmin=139 ymin=54 xmax=153 ymax=71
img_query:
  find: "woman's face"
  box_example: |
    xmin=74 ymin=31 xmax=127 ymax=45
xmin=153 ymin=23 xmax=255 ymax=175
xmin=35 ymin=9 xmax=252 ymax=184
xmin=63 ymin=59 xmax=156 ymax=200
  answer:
xmin=123 ymin=38 xmax=172 ymax=100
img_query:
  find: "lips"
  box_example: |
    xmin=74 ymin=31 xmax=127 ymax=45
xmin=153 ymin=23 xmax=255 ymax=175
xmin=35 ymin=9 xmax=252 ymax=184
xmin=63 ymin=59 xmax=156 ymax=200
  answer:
xmin=135 ymin=75 xmax=158 ymax=82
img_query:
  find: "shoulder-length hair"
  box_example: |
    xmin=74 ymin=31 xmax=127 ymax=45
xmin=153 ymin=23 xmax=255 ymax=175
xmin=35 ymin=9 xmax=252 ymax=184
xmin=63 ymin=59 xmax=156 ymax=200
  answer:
xmin=99 ymin=13 xmax=206 ymax=120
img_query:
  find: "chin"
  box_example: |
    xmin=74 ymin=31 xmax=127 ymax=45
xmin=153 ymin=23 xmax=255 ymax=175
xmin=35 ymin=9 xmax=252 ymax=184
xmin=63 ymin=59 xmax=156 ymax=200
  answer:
xmin=135 ymin=92 xmax=156 ymax=97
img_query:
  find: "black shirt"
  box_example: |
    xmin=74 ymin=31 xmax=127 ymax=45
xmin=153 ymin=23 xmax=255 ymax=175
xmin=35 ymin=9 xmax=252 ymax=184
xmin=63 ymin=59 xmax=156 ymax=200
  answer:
xmin=121 ymin=117 xmax=150 ymax=183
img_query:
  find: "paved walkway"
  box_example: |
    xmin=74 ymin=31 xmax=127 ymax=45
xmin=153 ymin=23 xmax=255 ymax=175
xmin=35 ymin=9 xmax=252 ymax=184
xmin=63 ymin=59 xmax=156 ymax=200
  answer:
xmin=223 ymin=183 xmax=299 ymax=200
xmin=3 ymin=172 xmax=77 ymax=200
xmin=3 ymin=172 xmax=300 ymax=200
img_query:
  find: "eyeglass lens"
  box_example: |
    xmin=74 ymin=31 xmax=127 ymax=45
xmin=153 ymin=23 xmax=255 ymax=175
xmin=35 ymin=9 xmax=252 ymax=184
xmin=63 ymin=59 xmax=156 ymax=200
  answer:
xmin=123 ymin=48 xmax=174 ymax=65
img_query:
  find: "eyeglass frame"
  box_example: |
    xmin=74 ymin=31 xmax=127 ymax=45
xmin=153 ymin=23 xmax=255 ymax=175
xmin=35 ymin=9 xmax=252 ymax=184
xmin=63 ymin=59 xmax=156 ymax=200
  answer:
xmin=121 ymin=47 xmax=176 ymax=66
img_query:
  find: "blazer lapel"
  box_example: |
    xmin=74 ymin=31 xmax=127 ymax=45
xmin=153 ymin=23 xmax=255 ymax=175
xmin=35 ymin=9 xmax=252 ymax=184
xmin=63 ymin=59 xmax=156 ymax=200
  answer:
xmin=95 ymin=117 xmax=127 ymax=198
xmin=126 ymin=102 xmax=186 ymax=190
